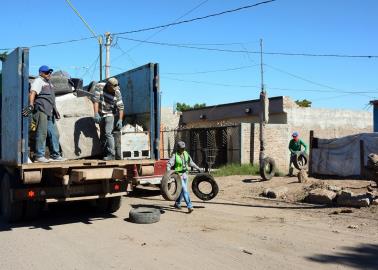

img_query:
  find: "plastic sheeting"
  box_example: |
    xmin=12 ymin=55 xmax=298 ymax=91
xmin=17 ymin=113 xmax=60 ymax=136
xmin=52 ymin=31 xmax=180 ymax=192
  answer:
xmin=311 ymin=133 xmax=378 ymax=177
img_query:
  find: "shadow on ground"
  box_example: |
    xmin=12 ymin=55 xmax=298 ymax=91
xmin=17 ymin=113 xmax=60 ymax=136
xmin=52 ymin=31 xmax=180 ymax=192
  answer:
xmin=307 ymin=244 xmax=378 ymax=270
xmin=0 ymin=201 xmax=117 ymax=232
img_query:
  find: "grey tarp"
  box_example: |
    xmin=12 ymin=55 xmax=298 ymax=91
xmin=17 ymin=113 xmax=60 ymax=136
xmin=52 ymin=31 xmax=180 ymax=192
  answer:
xmin=311 ymin=133 xmax=378 ymax=177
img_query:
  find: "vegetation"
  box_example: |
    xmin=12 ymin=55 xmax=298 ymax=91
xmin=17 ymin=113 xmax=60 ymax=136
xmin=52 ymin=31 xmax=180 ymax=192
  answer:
xmin=295 ymin=99 xmax=312 ymax=107
xmin=212 ymin=163 xmax=260 ymax=177
xmin=176 ymin=102 xmax=206 ymax=112
xmin=0 ymin=52 xmax=7 ymax=62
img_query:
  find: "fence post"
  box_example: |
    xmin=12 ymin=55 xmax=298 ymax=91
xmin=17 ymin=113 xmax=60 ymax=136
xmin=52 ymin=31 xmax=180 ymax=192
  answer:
xmin=360 ymin=140 xmax=365 ymax=179
xmin=309 ymin=130 xmax=314 ymax=176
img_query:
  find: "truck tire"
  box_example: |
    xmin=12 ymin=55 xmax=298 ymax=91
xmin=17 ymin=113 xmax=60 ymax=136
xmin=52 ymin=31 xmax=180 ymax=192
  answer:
xmin=96 ymin=196 xmax=122 ymax=213
xmin=293 ymin=151 xmax=308 ymax=170
xmin=129 ymin=207 xmax=160 ymax=224
xmin=108 ymin=196 xmax=122 ymax=213
xmin=160 ymin=171 xmax=182 ymax=201
xmin=24 ymin=201 xmax=44 ymax=220
xmin=191 ymin=173 xmax=219 ymax=201
xmin=1 ymin=173 xmax=23 ymax=222
xmin=260 ymin=157 xmax=276 ymax=181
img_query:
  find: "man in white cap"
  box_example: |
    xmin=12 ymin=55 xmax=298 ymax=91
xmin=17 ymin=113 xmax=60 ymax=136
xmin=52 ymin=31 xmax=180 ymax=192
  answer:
xmin=22 ymin=65 xmax=65 ymax=162
xmin=92 ymin=77 xmax=124 ymax=160
xmin=166 ymin=141 xmax=201 ymax=213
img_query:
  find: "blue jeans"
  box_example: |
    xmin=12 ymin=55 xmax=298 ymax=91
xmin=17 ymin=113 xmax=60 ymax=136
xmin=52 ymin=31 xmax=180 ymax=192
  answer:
xmin=175 ymin=173 xmax=193 ymax=209
xmin=34 ymin=111 xmax=61 ymax=158
xmin=99 ymin=115 xmax=115 ymax=157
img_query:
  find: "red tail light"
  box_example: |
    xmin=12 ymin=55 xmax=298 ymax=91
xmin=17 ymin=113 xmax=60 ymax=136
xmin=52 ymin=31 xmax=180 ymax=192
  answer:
xmin=27 ymin=190 xmax=35 ymax=198
xmin=114 ymin=184 xmax=120 ymax=191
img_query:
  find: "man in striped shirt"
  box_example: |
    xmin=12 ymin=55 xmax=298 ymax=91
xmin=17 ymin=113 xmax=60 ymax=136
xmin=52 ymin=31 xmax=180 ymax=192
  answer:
xmin=92 ymin=77 xmax=124 ymax=160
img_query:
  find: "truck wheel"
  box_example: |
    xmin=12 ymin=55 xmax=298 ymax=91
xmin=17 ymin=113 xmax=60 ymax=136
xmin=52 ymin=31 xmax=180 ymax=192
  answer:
xmin=108 ymin=197 xmax=122 ymax=213
xmin=129 ymin=207 xmax=160 ymax=224
xmin=260 ymin=157 xmax=276 ymax=181
xmin=293 ymin=152 xmax=308 ymax=170
xmin=160 ymin=171 xmax=182 ymax=201
xmin=191 ymin=173 xmax=219 ymax=201
xmin=24 ymin=201 xmax=44 ymax=220
xmin=1 ymin=173 xmax=23 ymax=222
xmin=96 ymin=197 xmax=122 ymax=213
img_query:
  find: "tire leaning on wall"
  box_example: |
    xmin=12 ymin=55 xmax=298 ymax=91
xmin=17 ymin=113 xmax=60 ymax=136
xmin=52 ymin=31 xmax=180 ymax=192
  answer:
xmin=160 ymin=171 xmax=183 ymax=201
xmin=191 ymin=173 xmax=219 ymax=201
xmin=260 ymin=157 xmax=276 ymax=181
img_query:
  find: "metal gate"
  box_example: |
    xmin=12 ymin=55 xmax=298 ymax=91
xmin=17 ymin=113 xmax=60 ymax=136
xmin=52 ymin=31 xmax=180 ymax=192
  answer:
xmin=161 ymin=125 xmax=240 ymax=169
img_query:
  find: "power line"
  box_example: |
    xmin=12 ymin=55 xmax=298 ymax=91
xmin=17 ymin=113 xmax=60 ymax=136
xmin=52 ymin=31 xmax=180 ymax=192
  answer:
xmin=126 ymin=0 xmax=210 ymax=53
xmin=113 ymin=0 xmax=277 ymax=36
xmin=162 ymin=76 xmax=376 ymax=96
xmin=163 ymin=64 xmax=259 ymax=75
xmin=264 ymin=63 xmax=377 ymax=94
xmin=118 ymin=37 xmax=378 ymax=59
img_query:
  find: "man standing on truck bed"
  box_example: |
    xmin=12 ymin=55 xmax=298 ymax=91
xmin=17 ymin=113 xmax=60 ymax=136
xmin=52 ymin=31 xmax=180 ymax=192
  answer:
xmin=22 ymin=65 xmax=65 ymax=163
xmin=92 ymin=77 xmax=124 ymax=160
xmin=167 ymin=141 xmax=201 ymax=213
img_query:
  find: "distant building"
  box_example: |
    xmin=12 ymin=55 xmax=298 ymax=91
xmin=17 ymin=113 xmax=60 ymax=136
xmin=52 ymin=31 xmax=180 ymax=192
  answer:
xmin=174 ymin=96 xmax=372 ymax=173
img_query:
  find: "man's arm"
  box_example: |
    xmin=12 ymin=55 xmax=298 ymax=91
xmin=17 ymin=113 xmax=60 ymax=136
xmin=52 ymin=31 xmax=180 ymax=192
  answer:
xmin=301 ymin=139 xmax=308 ymax=152
xmin=166 ymin=154 xmax=176 ymax=171
xmin=93 ymin=102 xmax=99 ymax=114
xmin=188 ymin=155 xmax=201 ymax=171
xmin=288 ymin=140 xmax=295 ymax=154
xmin=29 ymin=91 xmax=37 ymax=106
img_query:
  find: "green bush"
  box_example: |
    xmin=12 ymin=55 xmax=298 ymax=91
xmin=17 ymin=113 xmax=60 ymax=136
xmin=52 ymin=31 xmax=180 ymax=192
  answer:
xmin=212 ymin=163 xmax=260 ymax=177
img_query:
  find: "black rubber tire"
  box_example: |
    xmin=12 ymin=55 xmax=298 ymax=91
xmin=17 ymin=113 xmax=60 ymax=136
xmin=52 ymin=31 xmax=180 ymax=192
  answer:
xmin=108 ymin=196 xmax=122 ymax=213
xmin=260 ymin=157 xmax=276 ymax=181
xmin=1 ymin=173 xmax=23 ymax=222
xmin=160 ymin=171 xmax=183 ymax=201
xmin=293 ymin=151 xmax=309 ymax=170
xmin=24 ymin=201 xmax=44 ymax=220
xmin=129 ymin=207 xmax=160 ymax=224
xmin=96 ymin=196 xmax=122 ymax=213
xmin=191 ymin=173 xmax=219 ymax=201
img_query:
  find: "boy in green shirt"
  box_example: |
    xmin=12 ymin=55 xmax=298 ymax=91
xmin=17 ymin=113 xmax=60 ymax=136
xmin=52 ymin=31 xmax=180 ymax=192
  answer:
xmin=288 ymin=132 xmax=308 ymax=176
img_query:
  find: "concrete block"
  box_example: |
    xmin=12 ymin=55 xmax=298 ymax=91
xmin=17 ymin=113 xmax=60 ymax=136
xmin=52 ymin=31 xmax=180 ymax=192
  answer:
xmin=336 ymin=190 xmax=370 ymax=207
xmin=55 ymin=94 xmax=102 ymax=159
xmin=263 ymin=187 xmax=288 ymax=199
xmin=305 ymin=188 xmax=336 ymax=205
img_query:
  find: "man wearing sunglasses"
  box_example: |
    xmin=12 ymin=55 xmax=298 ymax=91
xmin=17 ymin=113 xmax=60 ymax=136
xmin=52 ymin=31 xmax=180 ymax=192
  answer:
xmin=92 ymin=77 xmax=124 ymax=160
xmin=22 ymin=65 xmax=65 ymax=162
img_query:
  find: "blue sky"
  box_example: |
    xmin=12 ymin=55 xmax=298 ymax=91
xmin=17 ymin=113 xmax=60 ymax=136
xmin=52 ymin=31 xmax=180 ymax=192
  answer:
xmin=1 ymin=0 xmax=377 ymax=110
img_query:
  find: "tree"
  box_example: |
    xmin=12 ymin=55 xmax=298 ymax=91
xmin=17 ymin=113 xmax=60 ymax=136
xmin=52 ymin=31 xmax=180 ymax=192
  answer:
xmin=0 ymin=52 xmax=7 ymax=62
xmin=295 ymin=99 xmax=312 ymax=107
xmin=176 ymin=102 xmax=206 ymax=112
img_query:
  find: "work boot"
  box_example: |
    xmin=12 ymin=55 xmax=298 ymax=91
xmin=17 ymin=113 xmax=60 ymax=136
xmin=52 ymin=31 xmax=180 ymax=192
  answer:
xmin=34 ymin=156 xmax=50 ymax=163
xmin=103 ymin=155 xmax=115 ymax=161
xmin=173 ymin=204 xmax=181 ymax=210
xmin=188 ymin=208 xmax=194 ymax=214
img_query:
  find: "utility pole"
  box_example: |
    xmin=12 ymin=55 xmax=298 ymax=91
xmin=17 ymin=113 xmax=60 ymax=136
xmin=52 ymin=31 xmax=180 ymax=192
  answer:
xmin=259 ymin=38 xmax=267 ymax=165
xmin=64 ymin=0 xmax=102 ymax=80
xmin=105 ymin=32 xmax=112 ymax=79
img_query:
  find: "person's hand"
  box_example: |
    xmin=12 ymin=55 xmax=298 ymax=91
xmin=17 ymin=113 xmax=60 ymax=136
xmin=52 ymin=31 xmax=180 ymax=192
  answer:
xmin=53 ymin=109 xmax=61 ymax=120
xmin=115 ymin=119 xmax=123 ymax=130
xmin=93 ymin=113 xmax=101 ymax=124
xmin=22 ymin=105 xmax=34 ymax=117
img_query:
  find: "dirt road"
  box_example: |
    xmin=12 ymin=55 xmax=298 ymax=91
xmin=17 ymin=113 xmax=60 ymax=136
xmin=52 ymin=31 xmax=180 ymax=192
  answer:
xmin=0 ymin=175 xmax=377 ymax=270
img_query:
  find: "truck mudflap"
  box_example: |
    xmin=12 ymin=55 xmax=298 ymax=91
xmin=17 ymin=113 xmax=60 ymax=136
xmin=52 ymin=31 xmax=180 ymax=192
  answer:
xmin=12 ymin=180 xmax=128 ymax=201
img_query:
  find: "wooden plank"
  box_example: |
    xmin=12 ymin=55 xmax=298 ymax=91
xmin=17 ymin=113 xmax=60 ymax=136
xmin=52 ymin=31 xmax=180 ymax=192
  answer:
xmin=15 ymin=158 xmax=154 ymax=170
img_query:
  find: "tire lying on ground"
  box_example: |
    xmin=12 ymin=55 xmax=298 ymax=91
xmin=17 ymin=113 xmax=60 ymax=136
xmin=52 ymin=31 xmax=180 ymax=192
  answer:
xmin=191 ymin=173 xmax=219 ymax=201
xmin=129 ymin=207 xmax=161 ymax=224
xmin=160 ymin=171 xmax=183 ymax=201
xmin=260 ymin=157 xmax=276 ymax=181
xmin=293 ymin=151 xmax=309 ymax=170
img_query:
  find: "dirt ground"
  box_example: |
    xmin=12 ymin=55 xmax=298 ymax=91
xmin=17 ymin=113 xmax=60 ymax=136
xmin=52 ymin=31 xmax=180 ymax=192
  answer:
xmin=0 ymin=175 xmax=377 ymax=270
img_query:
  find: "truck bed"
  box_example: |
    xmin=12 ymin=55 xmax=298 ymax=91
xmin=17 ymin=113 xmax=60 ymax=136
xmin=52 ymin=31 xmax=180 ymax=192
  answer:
xmin=0 ymin=158 xmax=154 ymax=170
